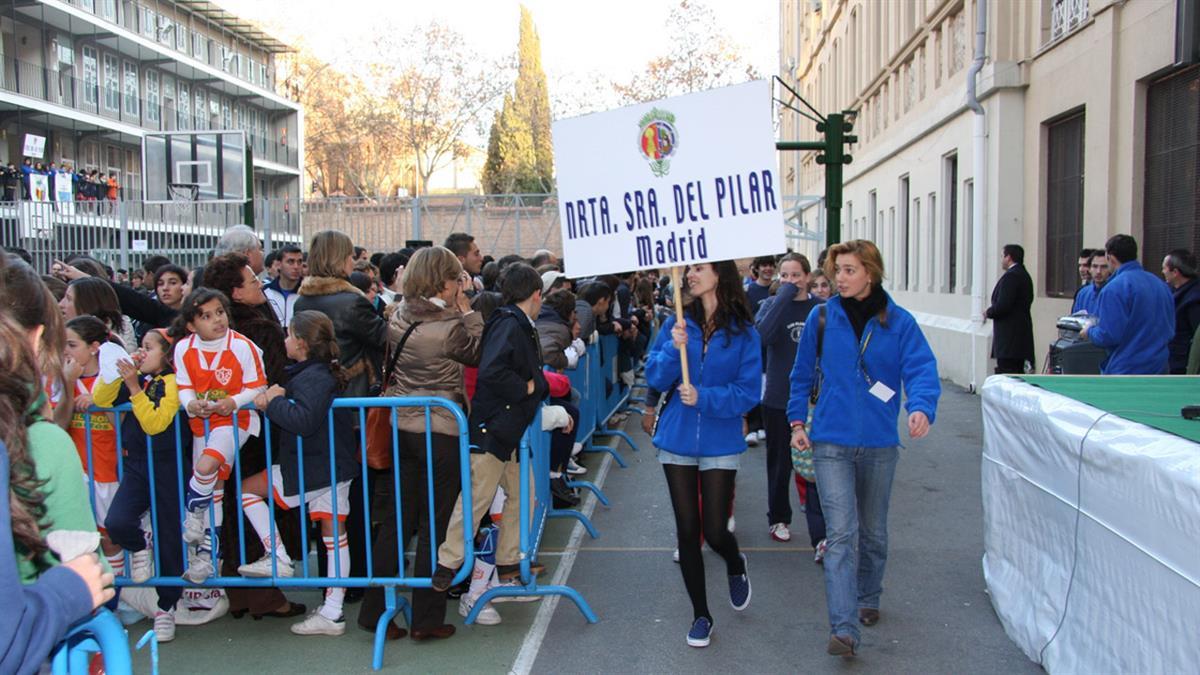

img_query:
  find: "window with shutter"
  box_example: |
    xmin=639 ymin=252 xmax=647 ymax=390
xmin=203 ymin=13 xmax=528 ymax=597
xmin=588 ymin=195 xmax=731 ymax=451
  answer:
xmin=1143 ymin=66 xmax=1199 ymax=270
xmin=1045 ymin=111 xmax=1085 ymax=297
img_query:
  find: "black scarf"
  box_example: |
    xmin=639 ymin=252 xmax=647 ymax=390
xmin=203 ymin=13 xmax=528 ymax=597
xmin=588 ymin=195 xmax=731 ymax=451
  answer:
xmin=840 ymin=284 xmax=888 ymax=340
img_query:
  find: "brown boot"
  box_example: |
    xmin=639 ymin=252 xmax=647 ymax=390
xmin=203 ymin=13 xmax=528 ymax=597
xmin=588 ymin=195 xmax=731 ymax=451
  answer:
xmin=827 ymin=634 xmax=857 ymax=657
xmin=859 ymin=608 xmax=880 ymax=626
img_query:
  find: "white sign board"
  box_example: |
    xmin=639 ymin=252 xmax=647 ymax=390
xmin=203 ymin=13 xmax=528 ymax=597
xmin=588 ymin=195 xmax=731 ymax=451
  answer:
xmin=132 ymin=239 xmax=149 ymax=252
xmin=553 ymin=80 xmax=785 ymax=278
xmin=29 ymin=174 xmax=49 ymax=202
xmin=53 ymin=172 xmax=74 ymax=216
xmin=22 ymin=134 xmax=46 ymax=159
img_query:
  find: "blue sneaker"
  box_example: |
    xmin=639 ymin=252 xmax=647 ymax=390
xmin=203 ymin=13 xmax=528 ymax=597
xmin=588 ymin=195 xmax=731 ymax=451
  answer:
xmin=687 ymin=616 xmax=712 ymax=647
xmin=184 ymin=485 xmax=212 ymax=513
xmin=729 ymin=553 xmax=750 ymax=611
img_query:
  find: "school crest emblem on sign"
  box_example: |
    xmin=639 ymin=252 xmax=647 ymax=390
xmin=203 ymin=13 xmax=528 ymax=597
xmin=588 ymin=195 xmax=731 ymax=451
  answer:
xmin=215 ymin=367 xmax=233 ymax=387
xmin=638 ymin=108 xmax=678 ymax=177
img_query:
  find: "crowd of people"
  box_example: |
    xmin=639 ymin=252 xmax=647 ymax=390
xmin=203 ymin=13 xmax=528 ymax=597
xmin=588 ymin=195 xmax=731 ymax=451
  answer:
xmin=984 ymin=235 xmax=1200 ymax=376
xmin=0 ymin=158 xmax=121 ymax=203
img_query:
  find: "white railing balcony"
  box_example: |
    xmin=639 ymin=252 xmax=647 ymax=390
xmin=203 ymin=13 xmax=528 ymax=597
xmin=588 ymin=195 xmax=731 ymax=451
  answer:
xmin=1050 ymin=0 xmax=1089 ymax=42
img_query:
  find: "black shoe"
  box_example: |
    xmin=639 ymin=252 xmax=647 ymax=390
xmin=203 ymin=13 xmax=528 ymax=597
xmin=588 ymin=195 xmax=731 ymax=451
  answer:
xmin=446 ymin=578 xmax=472 ymax=599
xmin=431 ymin=565 xmax=457 ymax=592
xmin=550 ymin=476 xmax=580 ymax=508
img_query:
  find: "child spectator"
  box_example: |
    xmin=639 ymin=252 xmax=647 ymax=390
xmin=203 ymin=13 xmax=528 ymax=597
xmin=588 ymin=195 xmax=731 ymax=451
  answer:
xmin=63 ymin=315 xmax=130 ymax=578
xmin=103 ymin=328 xmax=185 ymax=643
xmin=236 ymin=310 xmax=356 ymax=637
xmin=171 ymin=289 xmax=267 ymax=583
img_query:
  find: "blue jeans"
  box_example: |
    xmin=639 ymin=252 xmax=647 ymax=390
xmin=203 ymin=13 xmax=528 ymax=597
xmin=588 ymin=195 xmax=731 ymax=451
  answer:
xmin=812 ymin=442 xmax=899 ymax=642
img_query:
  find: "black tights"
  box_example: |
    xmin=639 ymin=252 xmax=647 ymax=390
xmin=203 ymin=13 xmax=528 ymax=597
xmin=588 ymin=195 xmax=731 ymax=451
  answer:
xmin=663 ymin=464 xmax=745 ymax=621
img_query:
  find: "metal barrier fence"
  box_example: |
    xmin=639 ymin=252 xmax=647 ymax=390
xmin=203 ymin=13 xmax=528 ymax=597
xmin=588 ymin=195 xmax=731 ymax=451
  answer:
xmin=0 ymin=194 xmax=564 ymax=275
xmin=78 ymin=396 xmax=475 ymax=671
xmin=48 ymin=609 xmax=133 ymax=675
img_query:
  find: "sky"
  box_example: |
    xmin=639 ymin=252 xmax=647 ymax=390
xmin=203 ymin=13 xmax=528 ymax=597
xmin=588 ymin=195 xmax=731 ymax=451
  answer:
xmin=217 ymin=0 xmax=778 ymax=121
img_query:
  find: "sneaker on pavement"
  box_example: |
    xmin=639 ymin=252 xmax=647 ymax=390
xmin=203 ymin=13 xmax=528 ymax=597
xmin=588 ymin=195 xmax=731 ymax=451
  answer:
xmin=755 ymin=429 xmax=766 ymax=442
xmin=131 ymin=549 xmax=153 ymax=582
xmin=729 ymin=553 xmax=751 ymax=611
xmin=769 ymin=522 xmax=791 ymax=542
xmin=153 ymin=610 xmax=176 ymax=643
xmin=814 ymin=538 xmax=828 ymax=565
xmin=727 ymin=515 xmax=735 ymax=533
xmin=458 ymin=596 xmax=502 ymax=625
xmin=490 ymin=578 xmax=542 ymax=603
xmin=744 ymin=432 xmax=758 ymax=447
xmin=566 ymin=458 xmax=587 ymax=475
xmin=238 ymin=554 xmax=295 ymax=578
xmin=687 ymin=616 xmax=713 ymax=647
xmin=291 ymin=611 xmax=346 ymax=636
xmin=672 ymin=548 xmax=680 ymax=563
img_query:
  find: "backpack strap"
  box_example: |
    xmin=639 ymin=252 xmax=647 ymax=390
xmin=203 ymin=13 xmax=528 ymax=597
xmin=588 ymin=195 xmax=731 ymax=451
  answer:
xmin=381 ymin=321 xmax=423 ymax=389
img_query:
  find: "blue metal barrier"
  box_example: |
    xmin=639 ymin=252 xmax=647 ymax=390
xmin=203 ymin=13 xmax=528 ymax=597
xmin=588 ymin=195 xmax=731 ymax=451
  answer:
xmin=464 ymin=407 xmax=598 ymax=624
xmin=593 ymin=335 xmax=640 ymax=455
xmin=567 ymin=345 xmax=627 ymax=469
xmin=82 ymin=396 xmax=475 ymax=672
xmin=49 ymin=609 xmax=132 ymax=675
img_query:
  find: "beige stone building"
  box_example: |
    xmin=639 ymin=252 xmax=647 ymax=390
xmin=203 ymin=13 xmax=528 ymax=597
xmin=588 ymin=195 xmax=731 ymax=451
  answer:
xmin=779 ymin=0 xmax=1194 ymax=386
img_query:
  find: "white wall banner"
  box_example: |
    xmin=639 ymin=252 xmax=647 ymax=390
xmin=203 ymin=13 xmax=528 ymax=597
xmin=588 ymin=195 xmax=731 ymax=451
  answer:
xmin=53 ymin=172 xmax=74 ymax=216
xmin=553 ymin=80 xmax=785 ymax=279
xmin=22 ymin=134 xmax=46 ymax=159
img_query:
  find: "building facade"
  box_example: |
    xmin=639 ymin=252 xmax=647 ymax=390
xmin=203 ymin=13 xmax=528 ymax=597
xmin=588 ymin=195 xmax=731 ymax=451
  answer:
xmin=779 ymin=0 xmax=1194 ymax=386
xmin=0 ymin=0 xmax=301 ymax=201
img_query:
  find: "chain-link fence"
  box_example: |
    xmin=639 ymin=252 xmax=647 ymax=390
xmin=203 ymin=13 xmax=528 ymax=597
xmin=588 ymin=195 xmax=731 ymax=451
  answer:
xmin=1 ymin=194 xmax=563 ymax=274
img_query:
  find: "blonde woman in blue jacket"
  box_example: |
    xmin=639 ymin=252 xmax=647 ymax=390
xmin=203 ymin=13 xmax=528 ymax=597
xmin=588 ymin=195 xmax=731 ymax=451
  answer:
xmin=788 ymin=240 xmax=940 ymax=658
xmin=645 ymin=260 xmax=762 ymax=648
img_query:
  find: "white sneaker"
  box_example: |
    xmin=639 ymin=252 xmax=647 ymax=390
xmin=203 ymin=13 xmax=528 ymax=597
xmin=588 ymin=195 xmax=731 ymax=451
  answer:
xmin=131 ymin=549 xmax=153 ymax=582
xmin=672 ymin=548 xmax=680 ymax=563
xmin=727 ymin=515 xmax=736 ymax=533
xmin=814 ymin=538 xmax=828 ymax=565
xmin=769 ymin=523 xmax=791 ymax=542
xmin=237 ymin=554 xmax=295 ymax=578
xmin=755 ymin=429 xmax=766 ymax=442
xmin=154 ymin=609 xmax=176 ymax=643
xmin=744 ymin=432 xmax=758 ymax=447
xmin=181 ymin=549 xmax=213 ymax=584
xmin=458 ymin=596 xmax=502 ymax=625
xmin=490 ymin=579 xmax=542 ymax=603
xmin=182 ymin=510 xmax=207 ymax=545
xmin=566 ymin=458 xmax=587 ymax=475
xmin=290 ymin=611 xmax=345 ymax=636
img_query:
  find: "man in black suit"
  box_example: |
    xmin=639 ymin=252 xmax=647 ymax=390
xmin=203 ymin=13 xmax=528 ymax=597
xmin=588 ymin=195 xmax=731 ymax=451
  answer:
xmin=984 ymin=244 xmax=1036 ymax=374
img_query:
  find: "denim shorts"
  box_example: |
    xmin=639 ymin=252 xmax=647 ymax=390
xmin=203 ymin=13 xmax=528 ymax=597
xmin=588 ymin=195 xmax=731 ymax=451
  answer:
xmin=657 ymin=449 xmax=741 ymax=471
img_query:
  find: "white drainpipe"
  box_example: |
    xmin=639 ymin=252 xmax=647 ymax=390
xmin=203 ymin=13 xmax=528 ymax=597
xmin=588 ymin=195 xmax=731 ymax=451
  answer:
xmin=966 ymin=0 xmax=988 ymax=392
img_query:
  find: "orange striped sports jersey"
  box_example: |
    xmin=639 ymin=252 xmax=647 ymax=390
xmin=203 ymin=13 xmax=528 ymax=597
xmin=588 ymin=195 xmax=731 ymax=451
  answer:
xmin=175 ymin=330 xmax=267 ymax=437
xmin=68 ymin=375 xmax=119 ymax=483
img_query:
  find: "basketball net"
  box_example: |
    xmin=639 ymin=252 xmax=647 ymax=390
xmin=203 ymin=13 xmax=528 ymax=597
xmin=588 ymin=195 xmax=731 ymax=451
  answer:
xmin=167 ymin=183 xmax=199 ymax=218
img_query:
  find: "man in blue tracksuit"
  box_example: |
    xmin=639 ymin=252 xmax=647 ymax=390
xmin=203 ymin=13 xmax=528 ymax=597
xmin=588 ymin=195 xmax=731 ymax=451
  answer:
xmin=1082 ymin=235 xmax=1174 ymax=374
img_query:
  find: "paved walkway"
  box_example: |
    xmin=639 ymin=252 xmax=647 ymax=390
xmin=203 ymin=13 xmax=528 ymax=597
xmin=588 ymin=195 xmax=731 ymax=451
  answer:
xmin=123 ymin=384 xmax=1041 ymax=674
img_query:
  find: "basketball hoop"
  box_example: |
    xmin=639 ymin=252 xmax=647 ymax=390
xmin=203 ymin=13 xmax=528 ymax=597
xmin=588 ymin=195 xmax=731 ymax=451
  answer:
xmin=167 ymin=182 xmax=199 ymax=217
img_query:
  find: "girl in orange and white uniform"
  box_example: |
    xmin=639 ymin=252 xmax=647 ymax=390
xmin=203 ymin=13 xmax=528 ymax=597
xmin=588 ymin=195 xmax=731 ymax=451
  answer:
xmin=171 ymin=288 xmax=266 ymax=582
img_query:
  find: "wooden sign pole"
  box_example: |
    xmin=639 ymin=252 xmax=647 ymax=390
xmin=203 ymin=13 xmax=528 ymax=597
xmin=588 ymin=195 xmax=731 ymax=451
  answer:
xmin=670 ymin=266 xmax=691 ymax=387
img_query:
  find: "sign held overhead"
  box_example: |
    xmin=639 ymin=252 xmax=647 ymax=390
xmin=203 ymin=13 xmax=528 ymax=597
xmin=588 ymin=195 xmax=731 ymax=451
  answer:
xmin=553 ymin=80 xmax=786 ymax=278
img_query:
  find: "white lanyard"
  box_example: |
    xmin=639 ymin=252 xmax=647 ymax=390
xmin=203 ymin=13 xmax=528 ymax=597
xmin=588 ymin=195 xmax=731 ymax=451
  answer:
xmin=191 ymin=332 xmax=231 ymax=373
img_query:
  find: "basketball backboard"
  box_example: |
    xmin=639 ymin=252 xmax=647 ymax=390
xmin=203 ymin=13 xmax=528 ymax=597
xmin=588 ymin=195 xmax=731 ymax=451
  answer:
xmin=142 ymin=130 xmax=249 ymax=204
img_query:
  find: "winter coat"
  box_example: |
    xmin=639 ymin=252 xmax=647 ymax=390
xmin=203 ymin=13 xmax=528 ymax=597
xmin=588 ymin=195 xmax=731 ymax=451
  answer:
xmin=1168 ymin=278 xmax=1200 ymax=374
xmin=263 ymin=278 xmax=301 ymax=327
xmin=1087 ymin=261 xmax=1175 ymax=375
xmin=384 ymin=297 xmax=483 ymax=437
xmin=266 ymin=360 xmax=357 ymax=496
xmin=984 ymin=263 xmax=1035 ymax=364
xmin=295 ymin=276 xmax=387 ymax=397
xmin=470 ymin=305 xmax=548 ymax=458
xmin=229 ymin=302 xmax=288 ymax=386
xmin=645 ymin=314 xmax=762 ymax=457
xmin=535 ymin=305 xmax=573 ymax=370
xmin=575 ymin=300 xmax=596 ymax=339
xmin=787 ymin=292 xmax=941 ymax=449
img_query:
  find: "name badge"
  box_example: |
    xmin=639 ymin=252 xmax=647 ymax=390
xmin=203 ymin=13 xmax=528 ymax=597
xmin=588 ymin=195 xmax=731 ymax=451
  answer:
xmin=869 ymin=381 xmax=896 ymax=403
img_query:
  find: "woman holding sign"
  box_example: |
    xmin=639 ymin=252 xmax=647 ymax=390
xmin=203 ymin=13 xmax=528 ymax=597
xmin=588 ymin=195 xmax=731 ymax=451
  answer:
xmin=645 ymin=260 xmax=761 ymax=648
xmin=786 ymin=240 xmax=940 ymax=658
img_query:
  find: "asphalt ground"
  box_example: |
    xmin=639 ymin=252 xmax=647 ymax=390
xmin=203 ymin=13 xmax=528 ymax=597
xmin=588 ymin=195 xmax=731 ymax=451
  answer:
xmin=121 ymin=383 xmax=1041 ymax=674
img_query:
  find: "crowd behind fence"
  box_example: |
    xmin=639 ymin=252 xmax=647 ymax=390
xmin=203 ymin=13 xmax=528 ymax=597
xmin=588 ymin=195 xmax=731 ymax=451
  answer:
xmin=0 ymin=195 xmax=564 ymax=274
xmin=68 ymin=333 xmax=640 ymax=673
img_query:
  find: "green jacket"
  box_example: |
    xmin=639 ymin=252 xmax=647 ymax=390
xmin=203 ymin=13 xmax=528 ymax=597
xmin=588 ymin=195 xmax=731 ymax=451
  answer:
xmin=17 ymin=420 xmax=103 ymax=584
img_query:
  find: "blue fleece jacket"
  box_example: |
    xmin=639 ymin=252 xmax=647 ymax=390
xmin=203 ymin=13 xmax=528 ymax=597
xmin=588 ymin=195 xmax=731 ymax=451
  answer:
xmin=645 ymin=314 xmax=762 ymax=457
xmin=1071 ymin=282 xmax=1103 ymax=316
xmin=0 ymin=440 xmax=95 ymax=675
xmin=1087 ymin=261 xmax=1175 ymax=374
xmin=755 ymin=283 xmax=823 ymax=410
xmin=786 ymin=294 xmax=940 ymax=448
